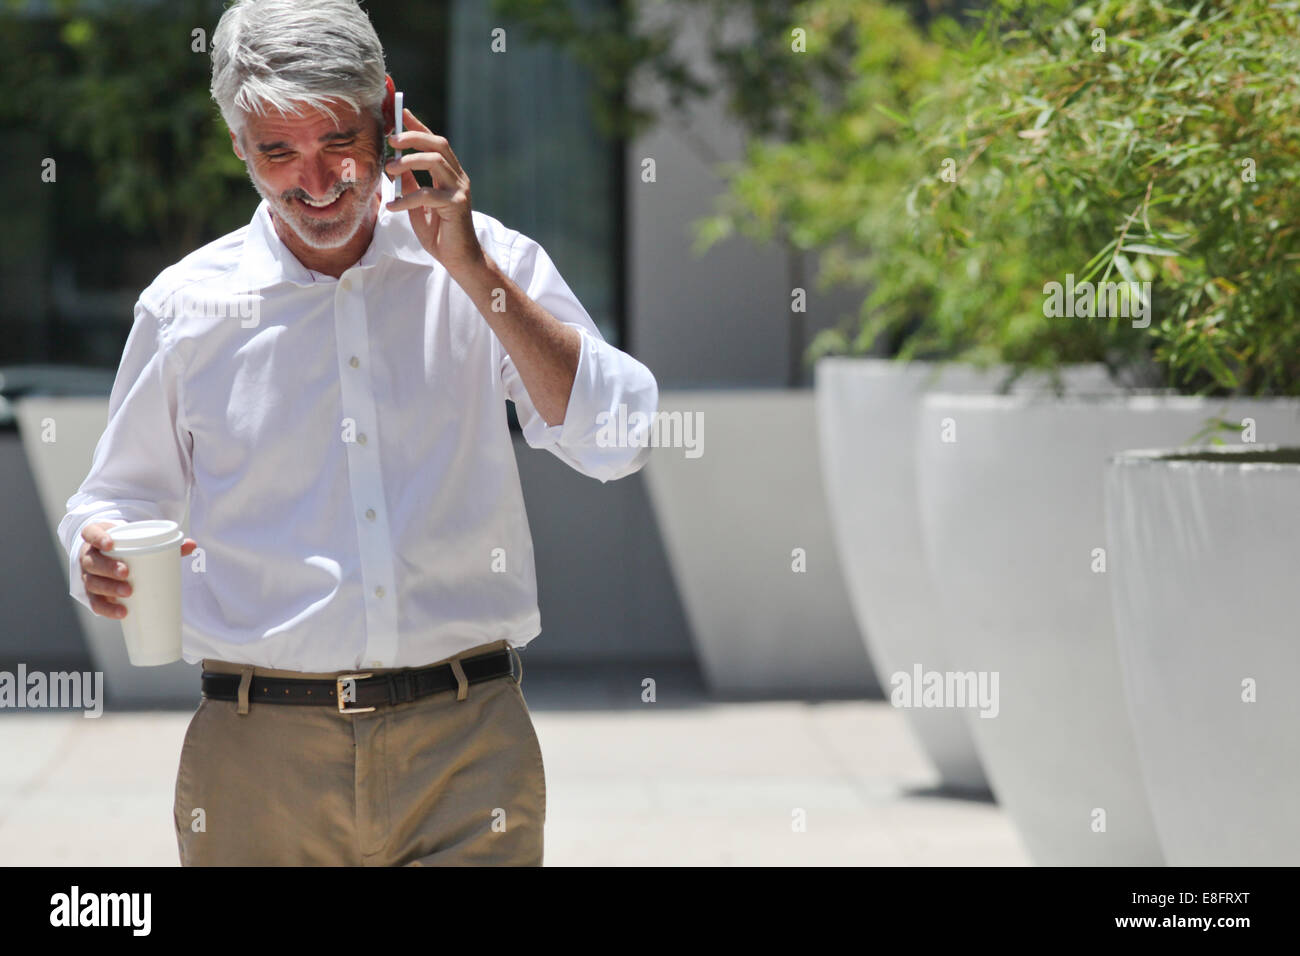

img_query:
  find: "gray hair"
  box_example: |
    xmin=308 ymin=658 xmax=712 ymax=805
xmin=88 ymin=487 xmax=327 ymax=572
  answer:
xmin=210 ymin=0 xmax=388 ymax=143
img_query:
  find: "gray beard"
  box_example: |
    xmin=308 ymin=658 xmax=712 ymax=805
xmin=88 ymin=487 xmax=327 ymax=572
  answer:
xmin=246 ymin=162 xmax=382 ymax=251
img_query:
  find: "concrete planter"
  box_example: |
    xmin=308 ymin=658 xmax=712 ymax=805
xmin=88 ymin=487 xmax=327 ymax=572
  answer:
xmin=814 ymin=358 xmax=1112 ymax=793
xmin=14 ymin=397 xmax=198 ymax=706
xmin=1106 ymin=445 xmax=1300 ymax=865
xmin=916 ymin=393 xmax=1300 ymax=864
xmin=642 ymin=390 xmax=876 ymax=696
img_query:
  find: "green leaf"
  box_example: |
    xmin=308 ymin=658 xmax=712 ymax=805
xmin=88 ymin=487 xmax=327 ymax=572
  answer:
xmin=1119 ymin=244 xmax=1181 ymax=256
xmin=1112 ymin=253 xmax=1139 ymax=287
xmin=873 ymin=103 xmax=909 ymax=125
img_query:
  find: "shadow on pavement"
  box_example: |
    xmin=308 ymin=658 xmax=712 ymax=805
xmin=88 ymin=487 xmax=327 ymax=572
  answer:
xmin=901 ymin=784 xmax=997 ymax=804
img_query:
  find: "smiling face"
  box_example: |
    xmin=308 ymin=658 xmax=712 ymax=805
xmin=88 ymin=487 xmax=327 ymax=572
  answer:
xmin=231 ymin=99 xmax=384 ymax=253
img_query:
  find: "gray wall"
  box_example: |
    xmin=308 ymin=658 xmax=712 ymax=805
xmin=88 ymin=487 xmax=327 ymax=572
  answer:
xmin=511 ymin=434 xmax=694 ymax=665
xmin=0 ymin=431 xmax=92 ymax=671
xmin=624 ymin=4 xmax=865 ymax=387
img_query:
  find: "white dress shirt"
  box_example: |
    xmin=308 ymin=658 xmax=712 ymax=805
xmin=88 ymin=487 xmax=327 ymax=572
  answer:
xmin=59 ymin=172 xmax=658 ymax=672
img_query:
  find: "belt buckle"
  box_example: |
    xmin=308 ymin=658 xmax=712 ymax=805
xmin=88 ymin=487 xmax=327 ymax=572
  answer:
xmin=337 ymin=672 xmax=376 ymax=714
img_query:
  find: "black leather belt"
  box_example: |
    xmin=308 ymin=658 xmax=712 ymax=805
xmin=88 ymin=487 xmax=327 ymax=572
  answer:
xmin=201 ymin=649 xmax=514 ymax=714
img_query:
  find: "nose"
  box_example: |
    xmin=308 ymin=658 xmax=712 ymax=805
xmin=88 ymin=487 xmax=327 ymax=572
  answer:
xmin=298 ymin=151 xmax=338 ymax=200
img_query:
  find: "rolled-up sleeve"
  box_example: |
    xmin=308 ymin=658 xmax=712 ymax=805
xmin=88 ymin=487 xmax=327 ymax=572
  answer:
xmin=500 ymin=233 xmax=659 ymax=483
xmin=57 ymin=299 xmax=193 ymax=610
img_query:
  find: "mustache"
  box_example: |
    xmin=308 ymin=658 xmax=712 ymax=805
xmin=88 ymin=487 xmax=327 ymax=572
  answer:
xmin=281 ymin=183 xmax=351 ymax=204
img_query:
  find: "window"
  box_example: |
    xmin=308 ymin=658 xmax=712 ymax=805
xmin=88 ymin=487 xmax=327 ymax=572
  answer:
xmin=447 ymin=0 xmax=624 ymax=347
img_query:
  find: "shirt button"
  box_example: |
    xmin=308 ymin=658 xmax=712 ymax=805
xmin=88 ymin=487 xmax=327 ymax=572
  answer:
xmin=357 ymin=432 xmax=367 ymax=445
xmin=340 ymin=278 xmax=352 ymax=292
xmin=374 ymin=585 xmax=385 ymax=598
xmin=349 ymin=356 xmax=360 ymax=368
xmin=365 ymin=508 xmax=376 ymax=521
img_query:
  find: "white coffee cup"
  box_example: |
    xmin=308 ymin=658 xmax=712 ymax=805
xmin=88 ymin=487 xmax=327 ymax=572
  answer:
xmin=103 ymin=519 xmax=185 ymax=666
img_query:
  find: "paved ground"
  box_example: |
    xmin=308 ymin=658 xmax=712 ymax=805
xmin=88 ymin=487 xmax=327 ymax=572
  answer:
xmin=0 ymin=666 xmax=1029 ymax=866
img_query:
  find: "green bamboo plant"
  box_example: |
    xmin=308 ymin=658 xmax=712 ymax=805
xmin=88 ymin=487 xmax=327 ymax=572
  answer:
xmin=702 ymin=0 xmax=1300 ymax=395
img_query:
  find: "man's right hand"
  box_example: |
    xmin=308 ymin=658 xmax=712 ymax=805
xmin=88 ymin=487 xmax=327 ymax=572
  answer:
xmin=79 ymin=521 xmax=198 ymax=619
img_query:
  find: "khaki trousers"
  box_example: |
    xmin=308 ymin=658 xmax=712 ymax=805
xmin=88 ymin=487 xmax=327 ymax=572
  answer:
xmin=172 ymin=639 xmax=546 ymax=866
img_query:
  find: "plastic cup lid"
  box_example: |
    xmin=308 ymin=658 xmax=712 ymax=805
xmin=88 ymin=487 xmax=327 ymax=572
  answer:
xmin=104 ymin=519 xmax=184 ymax=552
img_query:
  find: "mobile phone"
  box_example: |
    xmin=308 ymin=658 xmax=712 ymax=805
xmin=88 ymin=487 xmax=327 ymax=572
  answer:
xmin=382 ymin=74 xmax=404 ymax=199
xmin=393 ymin=91 xmax=404 ymax=199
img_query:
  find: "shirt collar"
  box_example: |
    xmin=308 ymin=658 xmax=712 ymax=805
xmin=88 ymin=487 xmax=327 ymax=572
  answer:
xmin=237 ymin=171 xmax=429 ymax=290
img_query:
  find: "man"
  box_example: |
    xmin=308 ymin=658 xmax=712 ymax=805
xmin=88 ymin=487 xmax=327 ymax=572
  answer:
xmin=58 ymin=0 xmax=658 ymax=866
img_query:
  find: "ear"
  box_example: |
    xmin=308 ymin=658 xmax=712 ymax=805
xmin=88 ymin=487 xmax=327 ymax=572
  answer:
xmin=381 ymin=74 xmax=396 ymax=136
xmin=229 ymin=128 xmax=245 ymax=161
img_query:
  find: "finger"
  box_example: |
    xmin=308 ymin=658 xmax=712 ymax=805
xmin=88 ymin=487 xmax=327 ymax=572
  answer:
xmin=388 ymin=167 xmax=454 ymax=208
xmin=85 ymin=572 xmax=131 ymax=600
xmin=390 ymin=114 xmax=463 ymax=177
xmin=82 ymin=547 xmax=130 ymax=580
xmin=82 ymin=524 xmax=115 ymax=552
xmin=386 ymin=151 xmax=457 ymax=187
xmin=393 ymin=169 xmax=432 ymax=225
xmin=386 ymin=183 xmax=457 ymax=213
xmin=388 ymin=131 xmax=452 ymax=166
xmin=402 ymin=107 xmax=431 ymax=135
xmin=393 ymin=168 xmax=422 ymax=215
xmin=89 ymin=593 xmax=127 ymax=619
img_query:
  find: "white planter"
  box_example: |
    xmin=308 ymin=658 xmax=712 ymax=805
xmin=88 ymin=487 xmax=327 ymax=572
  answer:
xmin=643 ymin=390 xmax=876 ymax=695
xmin=14 ymin=397 xmax=198 ymax=706
xmin=814 ymin=358 xmax=1112 ymax=793
xmin=916 ymin=393 xmax=1300 ymax=864
xmin=1106 ymin=445 xmax=1300 ymax=865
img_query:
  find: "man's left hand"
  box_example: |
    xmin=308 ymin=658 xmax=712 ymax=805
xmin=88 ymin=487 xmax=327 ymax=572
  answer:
xmin=385 ymin=108 xmax=484 ymax=276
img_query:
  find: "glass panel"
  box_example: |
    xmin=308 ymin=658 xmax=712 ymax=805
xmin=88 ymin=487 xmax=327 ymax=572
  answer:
xmin=448 ymin=0 xmax=621 ymax=346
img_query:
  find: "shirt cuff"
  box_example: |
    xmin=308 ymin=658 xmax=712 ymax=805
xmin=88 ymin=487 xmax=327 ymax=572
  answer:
xmin=511 ymin=321 xmax=658 ymax=482
xmin=556 ymin=324 xmax=597 ymax=446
